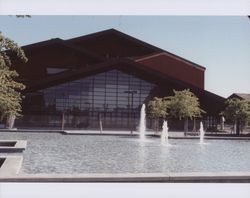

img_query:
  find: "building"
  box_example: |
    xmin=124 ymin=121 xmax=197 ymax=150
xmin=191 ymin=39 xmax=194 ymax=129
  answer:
xmin=10 ymin=29 xmax=225 ymax=130
xmin=228 ymin=93 xmax=250 ymax=101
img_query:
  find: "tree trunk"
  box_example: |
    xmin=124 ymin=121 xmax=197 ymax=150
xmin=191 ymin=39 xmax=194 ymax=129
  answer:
xmin=184 ymin=118 xmax=189 ymax=135
xmin=192 ymin=117 xmax=196 ymax=132
xmin=6 ymin=115 xmax=16 ymax=129
xmin=157 ymin=118 xmax=160 ymax=133
xmin=153 ymin=118 xmax=158 ymax=134
xmin=236 ymin=119 xmax=240 ymax=136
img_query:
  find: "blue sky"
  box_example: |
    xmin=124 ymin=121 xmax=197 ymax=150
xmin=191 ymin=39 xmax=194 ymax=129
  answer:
xmin=0 ymin=16 xmax=250 ymax=97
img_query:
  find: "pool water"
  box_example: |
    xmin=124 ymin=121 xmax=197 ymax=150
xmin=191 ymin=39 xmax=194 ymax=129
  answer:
xmin=1 ymin=132 xmax=250 ymax=174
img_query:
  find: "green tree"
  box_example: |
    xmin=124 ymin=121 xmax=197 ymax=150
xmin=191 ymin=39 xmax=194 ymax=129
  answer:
xmin=0 ymin=32 xmax=27 ymax=128
xmin=222 ymin=98 xmax=250 ymax=135
xmin=166 ymin=89 xmax=205 ymax=132
xmin=148 ymin=97 xmax=168 ymax=132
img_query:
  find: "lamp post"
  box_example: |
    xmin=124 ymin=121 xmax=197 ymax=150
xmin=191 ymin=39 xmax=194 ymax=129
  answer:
xmin=124 ymin=90 xmax=137 ymax=133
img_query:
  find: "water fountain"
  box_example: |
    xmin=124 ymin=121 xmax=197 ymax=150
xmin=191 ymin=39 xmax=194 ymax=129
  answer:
xmin=139 ymin=104 xmax=146 ymax=141
xmin=161 ymin=120 xmax=169 ymax=146
xmin=199 ymin=121 xmax=205 ymax=144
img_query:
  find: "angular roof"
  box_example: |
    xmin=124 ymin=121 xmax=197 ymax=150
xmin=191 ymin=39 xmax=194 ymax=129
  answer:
xmin=67 ymin=29 xmax=205 ymax=69
xmin=228 ymin=93 xmax=250 ymax=100
xmin=67 ymin=29 xmax=162 ymax=52
xmin=12 ymin=28 xmax=207 ymax=90
xmin=135 ymin=52 xmax=205 ymax=89
xmin=18 ymin=28 xmax=205 ymax=68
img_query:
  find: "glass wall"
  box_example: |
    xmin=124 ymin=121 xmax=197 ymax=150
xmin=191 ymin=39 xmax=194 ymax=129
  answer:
xmin=20 ymin=69 xmax=156 ymax=129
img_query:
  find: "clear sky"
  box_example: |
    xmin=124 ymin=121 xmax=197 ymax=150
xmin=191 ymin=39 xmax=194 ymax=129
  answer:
xmin=0 ymin=16 xmax=250 ymax=97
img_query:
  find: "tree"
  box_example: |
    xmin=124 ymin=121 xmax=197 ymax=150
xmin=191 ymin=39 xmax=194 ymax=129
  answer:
xmin=148 ymin=97 xmax=168 ymax=132
xmin=222 ymin=98 xmax=250 ymax=135
xmin=0 ymin=32 xmax=27 ymax=128
xmin=166 ymin=89 xmax=205 ymax=133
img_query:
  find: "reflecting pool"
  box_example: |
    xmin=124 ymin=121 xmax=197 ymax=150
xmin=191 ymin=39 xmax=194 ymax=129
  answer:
xmin=1 ymin=132 xmax=250 ymax=174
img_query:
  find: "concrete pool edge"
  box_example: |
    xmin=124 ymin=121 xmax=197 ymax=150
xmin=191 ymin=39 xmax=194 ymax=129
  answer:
xmin=1 ymin=172 xmax=250 ymax=183
xmin=0 ymin=156 xmax=23 ymax=176
xmin=1 ymin=129 xmax=250 ymax=140
xmin=0 ymin=140 xmax=27 ymax=152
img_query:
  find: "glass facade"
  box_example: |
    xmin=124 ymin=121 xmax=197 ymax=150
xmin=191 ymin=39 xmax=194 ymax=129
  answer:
xmin=19 ymin=69 xmax=156 ymax=129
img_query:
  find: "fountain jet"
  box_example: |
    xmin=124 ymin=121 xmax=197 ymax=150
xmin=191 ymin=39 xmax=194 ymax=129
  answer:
xmin=139 ymin=104 xmax=146 ymax=141
xmin=161 ymin=120 xmax=169 ymax=146
xmin=199 ymin=121 xmax=205 ymax=144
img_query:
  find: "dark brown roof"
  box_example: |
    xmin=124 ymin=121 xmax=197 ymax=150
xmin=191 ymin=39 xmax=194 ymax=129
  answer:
xmin=135 ymin=52 xmax=206 ymax=71
xmin=66 ymin=29 xmax=162 ymax=53
xmin=11 ymin=28 xmax=208 ymax=89
xmin=67 ymin=29 xmax=205 ymax=69
xmin=228 ymin=93 xmax=250 ymax=100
